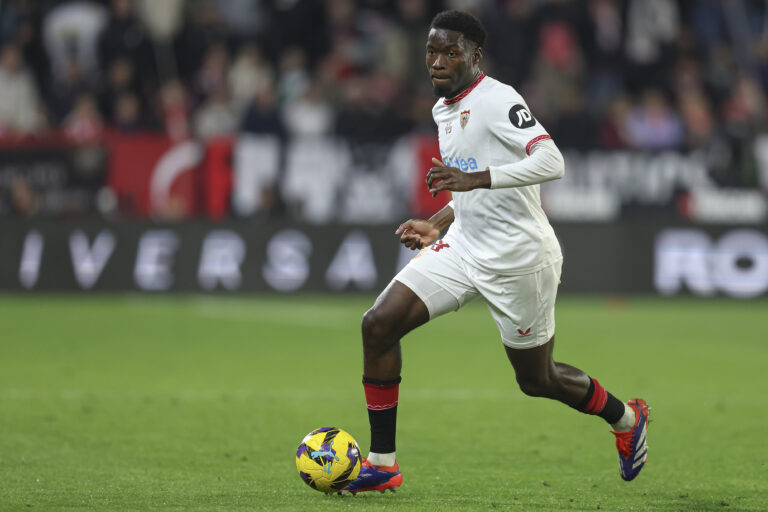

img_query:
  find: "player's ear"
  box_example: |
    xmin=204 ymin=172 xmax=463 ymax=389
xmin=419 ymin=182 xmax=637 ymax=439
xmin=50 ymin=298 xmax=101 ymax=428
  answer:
xmin=473 ymin=46 xmax=483 ymax=65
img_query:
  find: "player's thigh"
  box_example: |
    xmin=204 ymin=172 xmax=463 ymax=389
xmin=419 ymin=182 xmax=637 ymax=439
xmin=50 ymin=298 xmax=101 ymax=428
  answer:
xmin=393 ymin=245 xmax=479 ymax=321
xmin=477 ymin=259 xmax=562 ymax=350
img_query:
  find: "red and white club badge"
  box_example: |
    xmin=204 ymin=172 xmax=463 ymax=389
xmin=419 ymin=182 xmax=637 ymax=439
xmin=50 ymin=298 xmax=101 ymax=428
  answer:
xmin=460 ymin=109 xmax=470 ymax=129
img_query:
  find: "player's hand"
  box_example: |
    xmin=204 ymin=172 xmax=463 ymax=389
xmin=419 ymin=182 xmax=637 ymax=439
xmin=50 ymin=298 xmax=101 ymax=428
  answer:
xmin=395 ymin=218 xmax=441 ymax=250
xmin=426 ymin=158 xmax=490 ymax=197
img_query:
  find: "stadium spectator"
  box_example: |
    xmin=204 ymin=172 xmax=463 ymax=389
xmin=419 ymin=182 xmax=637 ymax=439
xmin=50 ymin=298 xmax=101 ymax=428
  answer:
xmin=719 ymin=73 xmax=765 ymax=186
xmin=378 ymin=0 xmax=432 ymax=86
xmin=137 ymin=0 xmax=185 ymax=44
xmin=97 ymin=57 xmax=138 ymax=120
xmin=240 ymin=86 xmax=284 ymax=137
xmin=42 ymin=1 xmax=107 ymax=84
xmin=588 ymin=0 xmax=623 ymax=59
xmin=173 ymin=0 xmax=230 ymax=84
xmin=277 ymin=46 xmax=310 ymax=107
xmin=134 ymin=0 xmax=183 ymax=85
xmin=62 ymin=93 xmax=103 ymax=143
xmin=207 ymin=0 xmax=264 ymax=40
xmin=47 ymin=55 xmax=92 ymax=124
xmin=194 ymin=43 xmax=229 ymax=102
xmin=549 ymin=84 xmax=598 ymax=149
xmin=322 ymin=0 xmax=369 ymax=82
xmin=582 ymin=0 xmax=624 ymax=114
xmin=97 ymin=0 xmax=155 ymax=92
xmin=404 ymin=85 xmax=439 ymax=134
xmin=623 ymin=0 xmax=679 ymax=91
xmin=672 ymin=57 xmax=705 ymax=98
xmin=723 ymin=74 xmax=766 ymax=128
xmin=158 ymin=78 xmax=191 ymax=141
xmin=112 ymin=92 xmax=155 ymax=132
xmin=0 ymin=42 xmax=43 ymax=134
xmin=261 ymin=0 xmax=325 ymax=65
xmin=679 ymin=90 xmax=715 ymax=150
xmin=228 ymin=43 xmax=274 ymax=116
xmin=525 ymin=21 xmax=585 ymax=126
xmin=482 ymin=0 xmax=535 ymax=88
xmin=335 ymin=76 xmax=410 ymax=142
xmin=706 ymin=43 xmax=738 ymax=102
xmin=689 ymin=0 xmax=726 ymax=53
xmin=598 ymin=95 xmax=631 ymax=149
xmin=0 ymin=0 xmax=50 ymax=94
xmin=283 ymin=81 xmax=334 ymax=138
xmin=624 ymin=89 xmax=684 ymax=150
xmin=194 ymin=85 xmax=237 ymax=139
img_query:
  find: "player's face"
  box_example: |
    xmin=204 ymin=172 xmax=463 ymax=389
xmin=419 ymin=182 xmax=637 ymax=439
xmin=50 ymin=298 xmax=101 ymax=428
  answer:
xmin=426 ymin=28 xmax=480 ymax=98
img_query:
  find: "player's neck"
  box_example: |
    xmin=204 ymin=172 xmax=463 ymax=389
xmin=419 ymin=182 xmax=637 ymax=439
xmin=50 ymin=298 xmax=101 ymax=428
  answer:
xmin=448 ymin=71 xmax=482 ymax=98
xmin=444 ymin=71 xmax=485 ymax=104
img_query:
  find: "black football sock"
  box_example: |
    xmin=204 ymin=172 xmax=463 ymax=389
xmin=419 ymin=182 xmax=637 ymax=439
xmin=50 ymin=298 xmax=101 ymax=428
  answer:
xmin=367 ymin=406 xmax=398 ymax=453
xmin=362 ymin=375 xmax=401 ymax=454
xmin=574 ymin=377 xmax=626 ymax=425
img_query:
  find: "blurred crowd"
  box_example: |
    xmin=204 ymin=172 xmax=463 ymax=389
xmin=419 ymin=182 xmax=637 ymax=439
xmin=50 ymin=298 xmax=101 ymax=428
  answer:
xmin=1 ymin=0 xmax=768 ymax=190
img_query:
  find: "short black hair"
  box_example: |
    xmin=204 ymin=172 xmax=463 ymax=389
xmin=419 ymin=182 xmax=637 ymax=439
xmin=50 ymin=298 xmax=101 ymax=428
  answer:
xmin=430 ymin=10 xmax=487 ymax=48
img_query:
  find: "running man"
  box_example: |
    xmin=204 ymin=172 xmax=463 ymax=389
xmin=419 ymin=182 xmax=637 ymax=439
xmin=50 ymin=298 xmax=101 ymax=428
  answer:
xmin=344 ymin=10 xmax=649 ymax=494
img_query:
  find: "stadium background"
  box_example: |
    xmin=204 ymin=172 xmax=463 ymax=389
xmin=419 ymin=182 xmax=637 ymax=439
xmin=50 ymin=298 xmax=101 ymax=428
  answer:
xmin=0 ymin=0 xmax=767 ymax=296
xmin=1 ymin=1 xmax=767 ymax=511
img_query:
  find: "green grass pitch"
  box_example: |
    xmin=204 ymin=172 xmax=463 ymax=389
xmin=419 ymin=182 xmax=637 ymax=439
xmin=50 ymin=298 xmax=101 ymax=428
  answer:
xmin=1 ymin=294 xmax=767 ymax=511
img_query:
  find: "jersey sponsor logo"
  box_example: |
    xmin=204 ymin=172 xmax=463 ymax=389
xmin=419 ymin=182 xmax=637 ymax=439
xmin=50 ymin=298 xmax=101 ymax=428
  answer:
xmin=517 ymin=328 xmax=532 ymax=336
xmin=431 ymin=240 xmax=450 ymax=252
xmin=509 ymin=104 xmax=536 ymax=129
xmin=460 ymin=109 xmax=470 ymax=129
xmin=439 ymin=150 xmax=478 ymax=171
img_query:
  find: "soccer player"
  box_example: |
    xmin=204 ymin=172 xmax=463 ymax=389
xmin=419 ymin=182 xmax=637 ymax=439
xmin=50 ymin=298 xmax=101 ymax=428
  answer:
xmin=344 ymin=10 xmax=649 ymax=494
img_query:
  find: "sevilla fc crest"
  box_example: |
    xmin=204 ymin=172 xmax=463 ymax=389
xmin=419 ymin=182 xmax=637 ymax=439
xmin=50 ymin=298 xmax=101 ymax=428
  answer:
xmin=460 ymin=110 xmax=470 ymax=129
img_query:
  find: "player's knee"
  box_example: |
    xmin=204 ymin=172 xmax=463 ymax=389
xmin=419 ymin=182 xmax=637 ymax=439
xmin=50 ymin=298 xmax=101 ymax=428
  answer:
xmin=516 ymin=374 xmax=554 ymax=398
xmin=361 ymin=308 xmax=397 ymax=350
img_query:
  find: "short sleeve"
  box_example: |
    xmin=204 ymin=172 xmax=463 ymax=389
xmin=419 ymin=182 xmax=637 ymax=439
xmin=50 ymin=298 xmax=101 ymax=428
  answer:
xmin=483 ymin=93 xmax=551 ymax=156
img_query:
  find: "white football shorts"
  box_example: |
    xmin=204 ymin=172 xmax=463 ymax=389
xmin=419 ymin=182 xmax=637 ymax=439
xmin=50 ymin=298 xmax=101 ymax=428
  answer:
xmin=393 ymin=241 xmax=562 ymax=349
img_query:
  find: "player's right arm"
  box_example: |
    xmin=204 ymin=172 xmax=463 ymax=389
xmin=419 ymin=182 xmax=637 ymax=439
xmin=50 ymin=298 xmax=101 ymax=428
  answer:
xmin=395 ymin=201 xmax=454 ymax=250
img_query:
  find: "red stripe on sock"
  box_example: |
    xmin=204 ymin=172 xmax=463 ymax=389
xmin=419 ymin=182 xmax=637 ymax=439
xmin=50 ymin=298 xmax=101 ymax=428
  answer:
xmin=583 ymin=378 xmax=608 ymax=414
xmin=363 ymin=381 xmax=399 ymax=411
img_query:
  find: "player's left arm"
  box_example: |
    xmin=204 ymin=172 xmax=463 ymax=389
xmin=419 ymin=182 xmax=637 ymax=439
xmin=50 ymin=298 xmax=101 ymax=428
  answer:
xmin=484 ymin=98 xmax=565 ymax=189
xmin=486 ymin=137 xmax=564 ymax=188
xmin=426 ymin=140 xmax=564 ymax=194
xmin=426 ymin=98 xmax=565 ymax=195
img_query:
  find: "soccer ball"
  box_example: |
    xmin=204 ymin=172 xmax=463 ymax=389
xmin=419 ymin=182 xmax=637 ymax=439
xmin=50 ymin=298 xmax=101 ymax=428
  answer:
xmin=295 ymin=427 xmax=362 ymax=493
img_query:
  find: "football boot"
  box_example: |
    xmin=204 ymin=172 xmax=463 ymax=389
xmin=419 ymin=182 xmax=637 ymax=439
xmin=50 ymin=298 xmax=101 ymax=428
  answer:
xmin=341 ymin=457 xmax=402 ymax=494
xmin=612 ymin=398 xmax=650 ymax=481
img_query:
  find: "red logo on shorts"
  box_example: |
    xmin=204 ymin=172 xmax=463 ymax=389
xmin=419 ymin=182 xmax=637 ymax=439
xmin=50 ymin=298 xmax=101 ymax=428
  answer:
xmin=517 ymin=328 xmax=531 ymax=337
xmin=431 ymin=240 xmax=450 ymax=252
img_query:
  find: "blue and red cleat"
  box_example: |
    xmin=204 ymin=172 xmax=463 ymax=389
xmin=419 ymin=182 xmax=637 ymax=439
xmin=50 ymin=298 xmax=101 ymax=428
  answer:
xmin=341 ymin=458 xmax=402 ymax=495
xmin=612 ymin=398 xmax=650 ymax=481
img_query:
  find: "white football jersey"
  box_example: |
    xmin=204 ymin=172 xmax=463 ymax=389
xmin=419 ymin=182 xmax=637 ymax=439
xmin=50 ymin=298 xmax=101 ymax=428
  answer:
xmin=432 ymin=73 xmax=562 ymax=275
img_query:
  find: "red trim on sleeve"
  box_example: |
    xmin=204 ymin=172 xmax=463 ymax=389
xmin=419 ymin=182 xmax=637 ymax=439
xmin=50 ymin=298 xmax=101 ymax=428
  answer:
xmin=525 ymin=134 xmax=552 ymax=155
xmin=443 ymin=73 xmax=486 ymax=105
